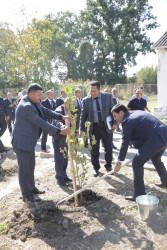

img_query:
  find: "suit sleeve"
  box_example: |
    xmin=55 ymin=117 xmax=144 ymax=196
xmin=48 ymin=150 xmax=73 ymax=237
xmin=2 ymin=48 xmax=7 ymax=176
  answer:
xmin=3 ymin=100 xmax=9 ymax=116
xmin=55 ymin=98 xmax=64 ymax=108
xmin=80 ymin=99 xmax=87 ymax=132
xmin=41 ymin=105 xmax=63 ymax=120
xmin=118 ymin=120 xmax=133 ymax=161
xmin=20 ymin=105 xmax=61 ymax=135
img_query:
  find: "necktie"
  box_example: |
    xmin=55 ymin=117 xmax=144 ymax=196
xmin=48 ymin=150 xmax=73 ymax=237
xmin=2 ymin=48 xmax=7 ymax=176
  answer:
xmin=95 ymin=97 xmax=103 ymax=127
xmin=79 ymin=99 xmax=82 ymax=108
xmin=50 ymin=101 xmax=53 ymax=109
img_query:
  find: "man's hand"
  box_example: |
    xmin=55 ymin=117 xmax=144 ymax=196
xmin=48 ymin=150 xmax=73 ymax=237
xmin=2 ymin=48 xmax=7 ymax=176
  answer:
xmin=113 ymin=162 xmax=122 ymax=173
xmin=60 ymin=127 xmax=71 ymax=135
xmin=62 ymin=116 xmax=71 ymax=122
xmin=112 ymin=124 xmax=117 ymax=132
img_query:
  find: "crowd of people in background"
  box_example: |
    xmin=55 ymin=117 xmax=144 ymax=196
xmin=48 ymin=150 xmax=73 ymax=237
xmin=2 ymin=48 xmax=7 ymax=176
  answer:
xmin=0 ymin=82 xmax=167 ymax=204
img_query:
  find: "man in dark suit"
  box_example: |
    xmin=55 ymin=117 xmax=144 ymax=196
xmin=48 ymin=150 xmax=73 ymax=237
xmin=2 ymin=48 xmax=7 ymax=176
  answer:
xmin=4 ymin=92 xmax=17 ymax=135
xmin=12 ymin=83 xmax=70 ymax=203
xmin=41 ymin=89 xmax=56 ymax=153
xmin=73 ymin=88 xmax=82 ymax=132
xmin=52 ymin=101 xmax=72 ymax=186
xmin=0 ymin=97 xmax=10 ymax=153
xmin=80 ymin=81 xmax=117 ymax=177
xmin=112 ymin=104 xmax=167 ymax=201
xmin=55 ymin=90 xmax=67 ymax=108
xmin=103 ymin=88 xmax=118 ymax=149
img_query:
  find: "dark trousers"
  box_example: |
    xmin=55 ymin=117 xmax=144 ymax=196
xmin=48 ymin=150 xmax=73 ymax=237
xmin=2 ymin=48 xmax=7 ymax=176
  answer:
xmin=0 ymin=120 xmax=7 ymax=151
xmin=132 ymin=133 xmax=167 ymax=196
xmin=41 ymin=130 xmax=49 ymax=150
xmin=14 ymin=148 xmax=35 ymax=198
xmin=91 ymin=123 xmax=112 ymax=170
xmin=52 ymin=139 xmax=68 ymax=182
xmin=7 ymin=113 xmax=15 ymax=134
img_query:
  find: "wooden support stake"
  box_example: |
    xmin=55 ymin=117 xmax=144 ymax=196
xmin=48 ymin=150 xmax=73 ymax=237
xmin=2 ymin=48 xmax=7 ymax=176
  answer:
xmin=65 ymin=120 xmax=78 ymax=206
xmin=57 ymin=159 xmax=132 ymax=207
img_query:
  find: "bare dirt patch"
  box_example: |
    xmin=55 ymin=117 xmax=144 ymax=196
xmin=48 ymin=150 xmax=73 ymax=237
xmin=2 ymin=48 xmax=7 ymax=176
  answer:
xmin=0 ymin=151 xmax=167 ymax=249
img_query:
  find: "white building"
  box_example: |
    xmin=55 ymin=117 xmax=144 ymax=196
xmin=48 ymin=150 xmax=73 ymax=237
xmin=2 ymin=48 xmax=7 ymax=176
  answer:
xmin=152 ymin=31 xmax=167 ymax=119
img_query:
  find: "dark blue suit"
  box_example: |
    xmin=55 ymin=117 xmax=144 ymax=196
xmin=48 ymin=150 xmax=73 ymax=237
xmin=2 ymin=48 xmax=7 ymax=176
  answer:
xmin=118 ymin=110 xmax=167 ymax=196
xmin=12 ymin=96 xmax=63 ymax=199
xmin=55 ymin=97 xmax=64 ymax=108
xmin=52 ymin=104 xmax=68 ymax=184
xmin=41 ymin=98 xmax=56 ymax=150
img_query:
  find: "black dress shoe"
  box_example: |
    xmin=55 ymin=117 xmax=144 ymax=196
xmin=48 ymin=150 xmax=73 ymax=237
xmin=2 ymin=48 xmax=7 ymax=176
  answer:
xmin=112 ymin=144 xmax=118 ymax=150
xmin=23 ymin=196 xmax=41 ymax=203
xmin=0 ymin=148 xmax=10 ymax=153
xmin=41 ymin=149 xmax=50 ymax=153
xmin=31 ymin=187 xmax=45 ymax=194
xmin=93 ymin=169 xmax=99 ymax=177
xmin=23 ymin=196 xmax=34 ymax=203
xmin=155 ymin=182 xmax=167 ymax=188
xmin=33 ymin=196 xmax=41 ymax=202
xmin=125 ymin=195 xmax=138 ymax=201
xmin=64 ymin=177 xmax=72 ymax=182
xmin=106 ymin=167 xmax=112 ymax=173
xmin=57 ymin=180 xmax=68 ymax=186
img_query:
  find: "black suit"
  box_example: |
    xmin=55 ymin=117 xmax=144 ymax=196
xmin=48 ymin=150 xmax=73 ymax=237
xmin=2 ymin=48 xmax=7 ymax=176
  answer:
xmin=41 ymin=98 xmax=56 ymax=150
xmin=55 ymin=97 xmax=64 ymax=108
xmin=80 ymin=93 xmax=116 ymax=171
xmin=4 ymin=98 xmax=17 ymax=134
xmin=0 ymin=97 xmax=9 ymax=151
xmin=52 ymin=104 xmax=68 ymax=183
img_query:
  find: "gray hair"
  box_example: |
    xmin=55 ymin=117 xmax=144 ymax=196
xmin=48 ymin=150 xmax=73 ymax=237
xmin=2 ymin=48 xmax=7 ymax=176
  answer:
xmin=74 ymin=88 xmax=82 ymax=94
xmin=46 ymin=89 xmax=54 ymax=94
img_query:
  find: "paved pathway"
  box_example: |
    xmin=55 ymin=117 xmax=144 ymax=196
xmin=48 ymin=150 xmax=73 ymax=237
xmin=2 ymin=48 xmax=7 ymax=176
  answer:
xmin=2 ymin=128 xmax=167 ymax=170
xmin=1 ymin=128 xmax=167 ymax=200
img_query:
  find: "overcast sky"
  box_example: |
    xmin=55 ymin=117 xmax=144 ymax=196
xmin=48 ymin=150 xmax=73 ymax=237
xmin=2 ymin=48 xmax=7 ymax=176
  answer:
xmin=0 ymin=0 xmax=166 ymax=76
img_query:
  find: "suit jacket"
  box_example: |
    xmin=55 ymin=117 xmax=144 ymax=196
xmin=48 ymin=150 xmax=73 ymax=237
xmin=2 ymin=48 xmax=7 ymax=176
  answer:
xmin=73 ymin=98 xmax=82 ymax=130
xmin=55 ymin=97 xmax=64 ymax=108
xmin=0 ymin=97 xmax=8 ymax=121
xmin=41 ymin=98 xmax=56 ymax=122
xmin=113 ymin=97 xmax=117 ymax=106
xmin=118 ymin=110 xmax=167 ymax=161
xmin=4 ymin=98 xmax=17 ymax=117
xmin=80 ymin=92 xmax=116 ymax=134
xmin=12 ymin=95 xmax=63 ymax=152
xmin=53 ymin=104 xmax=67 ymax=147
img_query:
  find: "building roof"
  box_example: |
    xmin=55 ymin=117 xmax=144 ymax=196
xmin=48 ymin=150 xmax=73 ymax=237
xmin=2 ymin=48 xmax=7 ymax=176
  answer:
xmin=152 ymin=31 xmax=167 ymax=49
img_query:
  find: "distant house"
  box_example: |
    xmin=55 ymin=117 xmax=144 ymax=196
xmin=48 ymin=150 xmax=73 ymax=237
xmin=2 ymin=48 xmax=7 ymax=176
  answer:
xmin=152 ymin=31 xmax=167 ymax=119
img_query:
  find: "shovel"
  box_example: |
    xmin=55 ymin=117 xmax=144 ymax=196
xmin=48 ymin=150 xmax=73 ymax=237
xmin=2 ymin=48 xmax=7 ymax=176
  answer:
xmin=57 ymin=159 xmax=132 ymax=207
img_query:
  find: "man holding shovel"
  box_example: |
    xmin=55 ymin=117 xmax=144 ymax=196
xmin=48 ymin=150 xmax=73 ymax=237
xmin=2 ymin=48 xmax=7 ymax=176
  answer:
xmin=111 ymin=103 xmax=167 ymax=201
